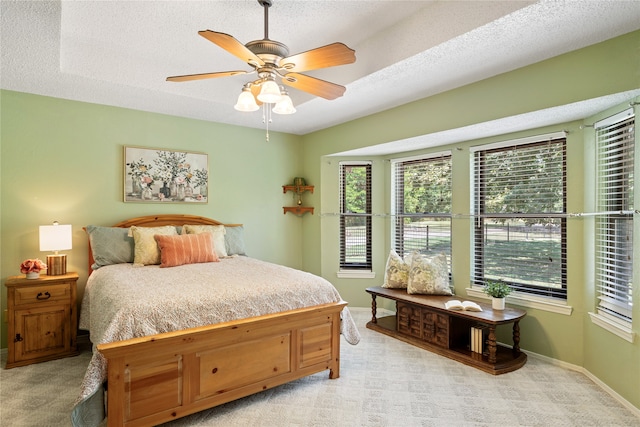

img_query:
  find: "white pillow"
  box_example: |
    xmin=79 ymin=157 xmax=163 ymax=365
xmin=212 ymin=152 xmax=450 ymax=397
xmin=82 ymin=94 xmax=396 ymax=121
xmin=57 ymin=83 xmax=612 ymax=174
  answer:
xmin=129 ymin=225 xmax=178 ymax=266
xmin=407 ymin=253 xmax=452 ymax=295
xmin=382 ymin=250 xmax=410 ymax=289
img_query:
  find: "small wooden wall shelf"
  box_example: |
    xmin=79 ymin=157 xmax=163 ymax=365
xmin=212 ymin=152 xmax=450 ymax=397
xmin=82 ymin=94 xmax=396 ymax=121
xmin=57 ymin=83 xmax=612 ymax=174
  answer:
xmin=283 ymin=206 xmax=314 ymax=215
xmin=282 ymin=185 xmax=314 ymax=194
xmin=283 ymin=185 xmax=314 ymax=215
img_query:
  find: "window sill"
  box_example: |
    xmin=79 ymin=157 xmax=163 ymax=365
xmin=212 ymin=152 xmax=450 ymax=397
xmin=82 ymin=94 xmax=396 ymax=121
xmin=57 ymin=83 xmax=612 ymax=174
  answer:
xmin=588 ymin=312 xmax=635 ymax=343
xmin=465 ymin=288 xmax=573 ymax=316
xmin=336 ymin=270 xmax=376 ymax=279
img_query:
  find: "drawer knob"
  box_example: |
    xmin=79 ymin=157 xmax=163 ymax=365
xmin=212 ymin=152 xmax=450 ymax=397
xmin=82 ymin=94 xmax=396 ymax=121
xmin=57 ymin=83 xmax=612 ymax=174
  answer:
xmin=36 ymin=291 xmax=51 ymax=300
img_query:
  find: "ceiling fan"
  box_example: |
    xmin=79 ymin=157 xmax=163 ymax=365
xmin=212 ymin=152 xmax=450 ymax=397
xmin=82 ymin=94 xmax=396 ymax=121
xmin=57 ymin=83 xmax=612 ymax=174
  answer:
xmin=166 ymin=0 xmax=356 ymax=112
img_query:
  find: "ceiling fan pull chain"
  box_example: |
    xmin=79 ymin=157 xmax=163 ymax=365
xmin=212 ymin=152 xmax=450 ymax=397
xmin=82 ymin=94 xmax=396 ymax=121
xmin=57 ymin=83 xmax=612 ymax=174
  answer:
xmin=263 ymin=103 xmax=271 ymax=142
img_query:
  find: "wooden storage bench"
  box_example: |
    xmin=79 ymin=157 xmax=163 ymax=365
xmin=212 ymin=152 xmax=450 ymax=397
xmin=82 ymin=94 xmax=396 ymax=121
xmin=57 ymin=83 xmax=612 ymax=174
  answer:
xmin=365 ymin=286 xmax=527 ymax=374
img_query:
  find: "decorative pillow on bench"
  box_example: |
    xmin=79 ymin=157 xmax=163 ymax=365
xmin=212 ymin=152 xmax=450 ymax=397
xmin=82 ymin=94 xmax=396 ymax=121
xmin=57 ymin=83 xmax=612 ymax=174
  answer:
xmin=383 ymin=250 xmax=411 ymax=289
xmin=407 ymin=252 xmax=452 ymax=296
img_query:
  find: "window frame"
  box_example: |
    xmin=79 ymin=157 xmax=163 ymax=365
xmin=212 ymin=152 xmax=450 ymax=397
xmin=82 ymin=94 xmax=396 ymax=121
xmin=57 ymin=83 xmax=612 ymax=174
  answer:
xmin=391 ymin=152 xmax=452 ymax=263
xmin=339 ymin=161 xmax=372 ymax=271
xmin=471 ymin=133 xmax=568 ymax=300
xmin=590 ymin=108 xmax=635 ymax=337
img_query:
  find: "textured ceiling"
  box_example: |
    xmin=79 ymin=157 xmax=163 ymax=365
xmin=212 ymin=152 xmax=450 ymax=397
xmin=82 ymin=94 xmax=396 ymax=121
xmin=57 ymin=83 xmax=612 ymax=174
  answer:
xmin=2 ymin=1 xmax=640 ymax=155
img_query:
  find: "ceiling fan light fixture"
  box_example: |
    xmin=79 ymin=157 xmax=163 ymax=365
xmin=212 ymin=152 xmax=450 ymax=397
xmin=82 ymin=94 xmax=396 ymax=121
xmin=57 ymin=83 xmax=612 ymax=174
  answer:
xmin=273 ymin=88 xmax=296 ymax=115
xmin=166 ymin=0 xmax=355 ymax=140
xmin=257 ymin=77 xmax=282 ymax=103
xmin=234 ymin=84 xmax=259 ymax=112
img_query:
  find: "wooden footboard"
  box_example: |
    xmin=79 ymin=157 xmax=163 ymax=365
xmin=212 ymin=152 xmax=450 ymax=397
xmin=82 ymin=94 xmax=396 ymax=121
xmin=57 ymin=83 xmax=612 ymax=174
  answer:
xmin=97 ymin=301 xmax=346 ymax=427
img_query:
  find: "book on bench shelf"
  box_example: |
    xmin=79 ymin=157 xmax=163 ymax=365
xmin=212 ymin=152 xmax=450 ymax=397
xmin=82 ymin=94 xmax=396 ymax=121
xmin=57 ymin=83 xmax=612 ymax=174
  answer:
xmin=471 ymin=325 xmax=489 ymax=354
xmin=444 ymin=299 xmax=483 ymax=312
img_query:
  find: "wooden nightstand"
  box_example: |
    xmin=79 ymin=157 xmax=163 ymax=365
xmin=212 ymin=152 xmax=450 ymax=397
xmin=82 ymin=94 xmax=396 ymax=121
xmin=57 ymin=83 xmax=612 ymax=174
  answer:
xmin=4 ymin=272 xmax=79 ymax=368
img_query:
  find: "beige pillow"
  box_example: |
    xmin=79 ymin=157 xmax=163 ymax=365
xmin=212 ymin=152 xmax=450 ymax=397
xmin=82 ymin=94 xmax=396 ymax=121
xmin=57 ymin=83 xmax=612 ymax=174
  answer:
xmin=129 ymin=225 xmax=178 ymax=266
xmin=382 ymin=250 xmax=410 ymax=289
xmin=407 ymin=253 xmax=452 ymax=295
xmin=182 ymin=224 xmax=228 ymax=258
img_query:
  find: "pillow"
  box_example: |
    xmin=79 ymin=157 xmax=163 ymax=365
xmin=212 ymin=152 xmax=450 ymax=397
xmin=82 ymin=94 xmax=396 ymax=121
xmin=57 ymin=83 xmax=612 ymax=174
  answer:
xmin=154 ymin=233 xmax=219 ymax=267
xmin=182 ymin=224 xmax=228 ymax=258
xmin=224 ymin=225 xmax=246 ymax=256
xmin=85 ymin=225 xmax=134 ymax=269
xmin=129 ymin=225 xmax=178 ymax=266
xmin=382 ymin=250 xmax=410 ymax=289
xmin=407 ymin=253 xmax=452 ymax=295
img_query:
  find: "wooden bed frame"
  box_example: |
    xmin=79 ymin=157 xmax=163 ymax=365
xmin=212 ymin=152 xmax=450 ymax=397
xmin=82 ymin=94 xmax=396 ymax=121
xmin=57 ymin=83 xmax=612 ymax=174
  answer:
xmin=89 ymin=215 xmax=346 ymax=426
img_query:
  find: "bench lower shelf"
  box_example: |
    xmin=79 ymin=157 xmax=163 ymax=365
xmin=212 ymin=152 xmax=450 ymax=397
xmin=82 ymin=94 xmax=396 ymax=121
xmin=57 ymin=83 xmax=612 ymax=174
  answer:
xmin=367 ymin=315 xmax=526 ymax=375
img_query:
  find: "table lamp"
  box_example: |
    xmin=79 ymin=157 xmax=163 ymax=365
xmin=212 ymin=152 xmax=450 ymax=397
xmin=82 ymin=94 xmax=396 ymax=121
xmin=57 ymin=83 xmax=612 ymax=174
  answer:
xmin=39 ymin=221 xmax=72 ymax=275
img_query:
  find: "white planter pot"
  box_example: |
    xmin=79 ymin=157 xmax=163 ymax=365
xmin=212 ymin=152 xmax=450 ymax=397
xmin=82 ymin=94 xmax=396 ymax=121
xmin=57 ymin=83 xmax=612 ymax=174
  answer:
xmin=492 ymin=297 xmax=506 ymax=310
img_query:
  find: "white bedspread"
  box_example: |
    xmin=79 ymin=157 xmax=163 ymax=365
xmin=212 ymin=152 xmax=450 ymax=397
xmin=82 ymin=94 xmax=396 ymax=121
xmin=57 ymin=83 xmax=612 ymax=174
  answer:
xmin=72 ymin=257 xmax=360 ymax=425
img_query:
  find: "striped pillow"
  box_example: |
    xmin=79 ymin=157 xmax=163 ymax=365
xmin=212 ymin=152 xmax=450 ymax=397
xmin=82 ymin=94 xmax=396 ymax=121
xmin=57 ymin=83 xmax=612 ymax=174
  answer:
xmin=154 ymin=233 xmax=219 ymax=268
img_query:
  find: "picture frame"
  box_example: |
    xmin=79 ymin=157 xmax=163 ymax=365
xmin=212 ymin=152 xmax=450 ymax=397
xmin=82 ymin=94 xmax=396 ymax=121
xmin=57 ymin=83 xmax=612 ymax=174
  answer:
xmin=124 ymin=146 xmax=208 ymax=203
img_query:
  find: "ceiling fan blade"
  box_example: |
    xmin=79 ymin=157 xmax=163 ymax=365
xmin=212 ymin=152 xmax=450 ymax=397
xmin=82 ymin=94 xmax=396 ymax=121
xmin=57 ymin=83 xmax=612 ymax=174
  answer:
xmin=282 ymin=73 xmax=346 ymax=100
xmin=166 ymin=70 xmax=248 ymax=82
xmin=198 ymin=30 xmax=265 ymax=67
xmin=279 ymin=43 xmax=355 ymax=73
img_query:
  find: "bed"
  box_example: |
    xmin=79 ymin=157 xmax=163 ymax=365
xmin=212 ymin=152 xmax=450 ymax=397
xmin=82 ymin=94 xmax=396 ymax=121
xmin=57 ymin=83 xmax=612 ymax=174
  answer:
xmin=71 ymin=214 xmax=360 ymax=427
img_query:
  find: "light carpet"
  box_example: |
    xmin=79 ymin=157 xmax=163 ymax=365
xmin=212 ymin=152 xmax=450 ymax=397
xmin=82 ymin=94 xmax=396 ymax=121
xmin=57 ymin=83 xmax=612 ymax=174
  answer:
xmin=1 ymin=308 xmax=638 ymax=426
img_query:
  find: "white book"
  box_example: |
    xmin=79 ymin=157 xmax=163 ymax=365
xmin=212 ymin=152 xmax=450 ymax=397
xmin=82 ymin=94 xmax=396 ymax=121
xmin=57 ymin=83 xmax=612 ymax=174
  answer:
xmin=445 ymin=300 xmax=483 ymax=312
xmin=471 ymin=327 xmax=478 ymax=352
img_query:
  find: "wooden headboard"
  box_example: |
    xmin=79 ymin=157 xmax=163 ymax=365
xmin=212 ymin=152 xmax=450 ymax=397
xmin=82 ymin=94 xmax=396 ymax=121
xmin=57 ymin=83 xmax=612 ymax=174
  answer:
xmin=87 ymin=214 xmax=242 ymax=273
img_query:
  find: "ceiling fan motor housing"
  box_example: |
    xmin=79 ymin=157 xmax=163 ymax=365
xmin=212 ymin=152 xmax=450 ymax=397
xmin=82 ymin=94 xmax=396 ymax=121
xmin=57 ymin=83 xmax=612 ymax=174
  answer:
xmin=245 ymin=39 xmax=289 ymax=65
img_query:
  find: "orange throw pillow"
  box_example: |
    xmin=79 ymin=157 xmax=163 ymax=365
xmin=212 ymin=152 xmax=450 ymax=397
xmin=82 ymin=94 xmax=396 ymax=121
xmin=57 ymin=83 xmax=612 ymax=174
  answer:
xmin=154 ymin=233 xmax=219 ymax=268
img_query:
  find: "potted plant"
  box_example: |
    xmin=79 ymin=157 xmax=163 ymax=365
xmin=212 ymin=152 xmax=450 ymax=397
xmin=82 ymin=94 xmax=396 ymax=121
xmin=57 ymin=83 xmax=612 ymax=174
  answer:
xmin=483 ymin=279 xmax=512 ymax=310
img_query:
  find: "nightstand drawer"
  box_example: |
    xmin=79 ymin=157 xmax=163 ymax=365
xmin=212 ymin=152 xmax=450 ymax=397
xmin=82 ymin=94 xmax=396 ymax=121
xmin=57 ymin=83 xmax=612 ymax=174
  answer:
xmin=14 ymin=283 xmax=71 ymax=306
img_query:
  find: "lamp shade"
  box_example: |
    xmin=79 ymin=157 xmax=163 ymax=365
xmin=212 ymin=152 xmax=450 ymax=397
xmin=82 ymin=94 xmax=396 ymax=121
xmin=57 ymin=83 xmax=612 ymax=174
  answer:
xmin=39 ymin=223 xmax=72 ymax=252
xmin=273 ymin=92 xmax=296 ymax=115
xmin=234 ymin=88 xmax=259 ymax=112
xmin=257 ymin=78 xmax=282 ymax=103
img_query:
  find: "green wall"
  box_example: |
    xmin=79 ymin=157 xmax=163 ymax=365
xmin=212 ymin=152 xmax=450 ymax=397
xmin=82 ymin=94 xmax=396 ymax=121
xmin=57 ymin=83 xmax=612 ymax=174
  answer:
xmin=0 ymin=91 xmax=304 ymax=349
xmin=1 ymin=29 xmax=639 ymax=412
xmin=299 ymin=31 xmax=640 ymax=409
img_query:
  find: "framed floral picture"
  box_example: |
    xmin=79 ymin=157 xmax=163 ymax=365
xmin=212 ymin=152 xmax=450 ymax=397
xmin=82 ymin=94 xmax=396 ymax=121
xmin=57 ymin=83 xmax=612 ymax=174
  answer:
xmin=124 ymin=146 xmax=208 ymax=203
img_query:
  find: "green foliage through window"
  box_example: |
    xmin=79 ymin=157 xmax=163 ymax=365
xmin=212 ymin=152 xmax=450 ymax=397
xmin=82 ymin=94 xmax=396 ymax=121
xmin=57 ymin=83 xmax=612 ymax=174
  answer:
xmin=340 ymin=163 xmax=372 ymax=269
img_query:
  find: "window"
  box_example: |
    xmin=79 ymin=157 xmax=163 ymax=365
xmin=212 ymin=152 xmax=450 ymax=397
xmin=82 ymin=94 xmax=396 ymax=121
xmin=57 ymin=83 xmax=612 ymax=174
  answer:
xmin=392 ymin=153 xmax=452 ymax=260
xmin=594 ymin=109 xmax=634 ymax=324
xmin=339 ymin=162 xmax=372 ymax=270
xmin=471 ymin=134 xmax=567 ymax=299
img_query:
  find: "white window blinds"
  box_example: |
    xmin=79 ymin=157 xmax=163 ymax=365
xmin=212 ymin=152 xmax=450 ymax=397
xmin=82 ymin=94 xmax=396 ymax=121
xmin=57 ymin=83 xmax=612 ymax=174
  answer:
xmin=392 ymin=154 xmax=452 ymax=259
xmin=472 ymin=137 xmax=567 ymax=299
xmin=339 ymin=162 xmax=372 ymax=270
xmin=595 ymin=109 xmax=634 ymax=321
